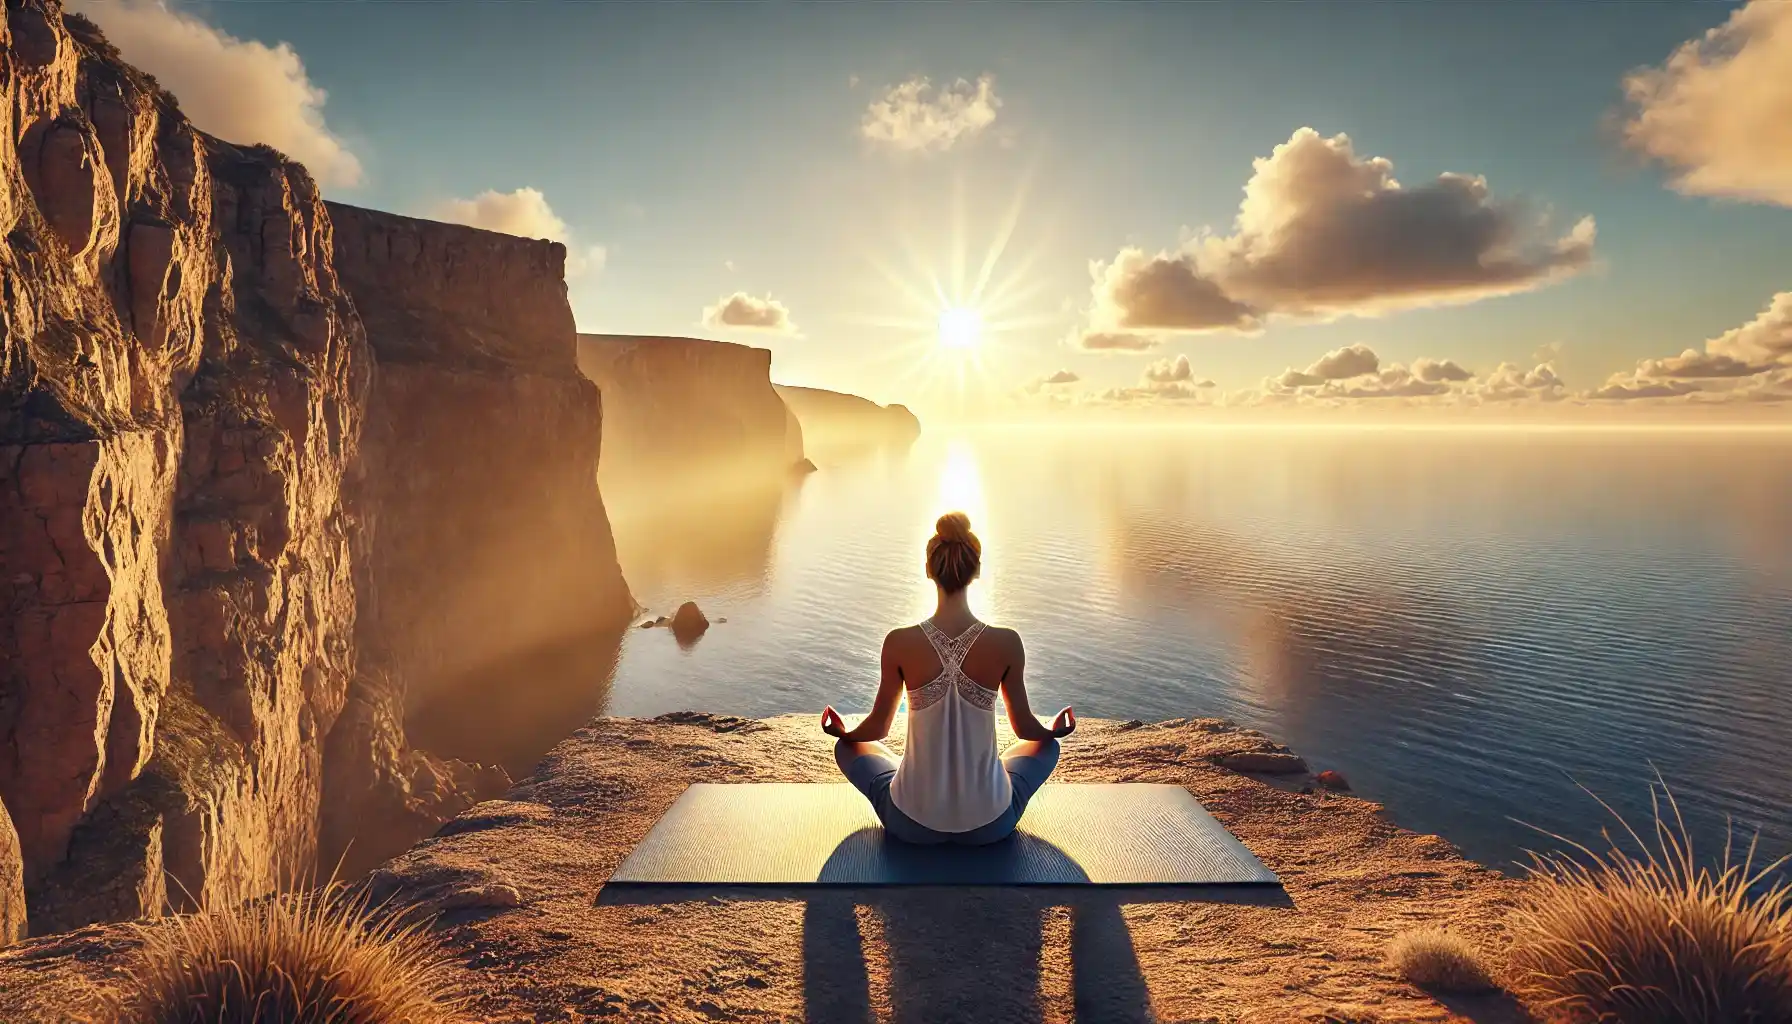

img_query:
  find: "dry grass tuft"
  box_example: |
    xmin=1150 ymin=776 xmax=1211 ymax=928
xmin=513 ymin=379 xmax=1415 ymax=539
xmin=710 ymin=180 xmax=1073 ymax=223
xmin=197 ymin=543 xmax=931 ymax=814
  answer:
xmin=1387 ymin=926 xmax=1497 ymax=993
xmin=1506 ymin=781 xmax=1792 ymax=1023
xmin=110 ymin=883 xmax=464 ymax=1024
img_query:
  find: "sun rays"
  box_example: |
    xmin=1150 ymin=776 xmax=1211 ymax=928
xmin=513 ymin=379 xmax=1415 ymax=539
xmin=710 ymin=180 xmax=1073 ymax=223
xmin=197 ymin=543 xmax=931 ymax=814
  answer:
xmin=843 ymin=168 xmax=1062 ymax=418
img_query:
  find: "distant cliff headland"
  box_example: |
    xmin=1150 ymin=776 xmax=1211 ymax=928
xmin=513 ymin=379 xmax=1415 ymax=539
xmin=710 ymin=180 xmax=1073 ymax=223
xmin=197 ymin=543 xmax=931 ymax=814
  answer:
xmin=0 ymin=1 xmax=916 ymax=942
xmin=775 ymin=384 xmax=921 ymax=453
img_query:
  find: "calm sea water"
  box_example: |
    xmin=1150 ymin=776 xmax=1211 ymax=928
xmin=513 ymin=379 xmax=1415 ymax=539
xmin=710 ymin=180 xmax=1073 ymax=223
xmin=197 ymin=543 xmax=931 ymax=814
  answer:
xmin=591 ymin=427 xmax=1792 ymax=874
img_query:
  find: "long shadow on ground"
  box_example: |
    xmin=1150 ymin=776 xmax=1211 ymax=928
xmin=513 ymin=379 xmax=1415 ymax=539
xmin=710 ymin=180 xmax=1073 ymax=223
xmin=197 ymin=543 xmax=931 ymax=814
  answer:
xmin=603 ymin=885 xmax=1290 ymax=1023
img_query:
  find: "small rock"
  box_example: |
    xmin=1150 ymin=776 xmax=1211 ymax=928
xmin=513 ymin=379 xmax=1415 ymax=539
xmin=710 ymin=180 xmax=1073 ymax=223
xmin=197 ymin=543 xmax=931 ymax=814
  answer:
xmin=715 ymin=616 xmax=727 ymax=623
xmin=1117 ymin=720 xmax=1145 ymax=732
xmin=1218 ymin=751 xmax=1310 ymax=774
xmin=671 ymin=601 xmax=709 ymax=637
xmin=1316 ymin=769 xmax=1351 ymax=791
xmin=429 ymin=883 xmax=522 ymax=912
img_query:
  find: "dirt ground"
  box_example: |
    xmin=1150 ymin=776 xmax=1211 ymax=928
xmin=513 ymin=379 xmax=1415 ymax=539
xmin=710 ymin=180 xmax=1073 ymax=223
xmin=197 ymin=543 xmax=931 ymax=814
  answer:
xmin=0 ymin=714 xmax=1537 ymax=1023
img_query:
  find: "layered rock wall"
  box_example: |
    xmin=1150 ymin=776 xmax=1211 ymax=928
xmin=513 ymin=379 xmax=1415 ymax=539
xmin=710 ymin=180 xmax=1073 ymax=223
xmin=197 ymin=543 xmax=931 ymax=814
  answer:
xmin=0 ymin=4 xmax=635 ymax=930
xmin=0 ymin=2 xmax=367 ymax=931
xmin=322 ymin=207 xmax=633 ymax=872
xmin=576 ymin=334 xmax=802 ymax=496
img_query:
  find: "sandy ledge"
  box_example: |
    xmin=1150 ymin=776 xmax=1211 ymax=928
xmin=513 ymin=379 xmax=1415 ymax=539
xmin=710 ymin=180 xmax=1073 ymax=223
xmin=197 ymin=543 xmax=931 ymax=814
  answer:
xmin=0 ymin=714 xmax=1532 ymax=1024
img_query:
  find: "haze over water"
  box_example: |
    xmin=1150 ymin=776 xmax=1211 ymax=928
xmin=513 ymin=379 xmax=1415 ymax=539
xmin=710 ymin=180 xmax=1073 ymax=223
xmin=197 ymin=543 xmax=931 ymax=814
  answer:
xmin=603 ymin=427 xmax=1792 ymax=874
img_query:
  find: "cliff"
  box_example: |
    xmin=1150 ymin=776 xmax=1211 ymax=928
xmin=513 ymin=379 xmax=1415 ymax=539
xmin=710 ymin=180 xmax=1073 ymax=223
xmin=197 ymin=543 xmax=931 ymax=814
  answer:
xmin=577 ymin=334 xmax=804 ymax=499
xmin=0 ymin=2 xmax=635 ymax=931
xmin=1 ymin=2 xmax=370 ymax=931
xmin=0 ymin=715 xmax=1526 ymax=1023
xmin=774 ymin=384 xmax=920 ymax=451
xmin=324 ymin=206 xmax=635 ymax=871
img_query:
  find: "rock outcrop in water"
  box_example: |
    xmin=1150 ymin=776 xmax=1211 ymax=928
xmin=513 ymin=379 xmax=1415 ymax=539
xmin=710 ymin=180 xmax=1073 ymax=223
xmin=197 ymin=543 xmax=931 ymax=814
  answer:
xmin=576 ymin=334 xmax=805 ymax=492
xmin=774 ymin=383 xmax=920 ymax=451
xmin=0 ymin=3 xmax=633 ymax=930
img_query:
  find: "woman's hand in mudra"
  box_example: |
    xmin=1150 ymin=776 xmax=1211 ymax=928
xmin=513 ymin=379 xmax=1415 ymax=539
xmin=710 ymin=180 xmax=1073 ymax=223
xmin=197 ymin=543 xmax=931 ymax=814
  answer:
xmin=1050 ymin=706 xmax=1076 ymax=738
xmin=820 ymin=705 xmax=847 ymax=739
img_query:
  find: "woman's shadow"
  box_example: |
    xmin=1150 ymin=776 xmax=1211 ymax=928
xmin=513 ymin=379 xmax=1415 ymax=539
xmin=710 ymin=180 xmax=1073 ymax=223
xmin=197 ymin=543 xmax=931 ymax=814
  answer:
xmin=801 ymin=829 xmax=1160 ymax=1023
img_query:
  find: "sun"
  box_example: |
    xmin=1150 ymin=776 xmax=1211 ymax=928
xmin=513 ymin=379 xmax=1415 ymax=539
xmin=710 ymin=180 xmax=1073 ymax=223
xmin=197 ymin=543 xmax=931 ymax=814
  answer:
xmin=938 ymin=307 xmax=983 ymax=350
xmin=839 ymin=166 xmax=1060 ymax=415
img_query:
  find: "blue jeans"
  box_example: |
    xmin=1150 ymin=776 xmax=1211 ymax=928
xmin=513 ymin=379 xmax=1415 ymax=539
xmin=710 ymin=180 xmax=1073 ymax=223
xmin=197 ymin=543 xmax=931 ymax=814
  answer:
xmin=838 ymin=738 xmax=1060 ymax=845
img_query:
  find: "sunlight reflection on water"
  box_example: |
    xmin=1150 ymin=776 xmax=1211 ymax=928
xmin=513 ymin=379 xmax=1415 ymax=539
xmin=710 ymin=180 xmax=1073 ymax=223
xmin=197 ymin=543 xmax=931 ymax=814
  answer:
xmin=604 ymin=426 xmax=1792 ymax=873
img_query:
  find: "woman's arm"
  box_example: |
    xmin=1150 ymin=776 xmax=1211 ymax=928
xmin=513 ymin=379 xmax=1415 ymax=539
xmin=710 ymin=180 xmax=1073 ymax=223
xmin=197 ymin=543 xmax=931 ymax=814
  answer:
xmin=823 ymin=629 xmax=908 ymax=742
xmin=998 ymin=632 xmax=1075 ymax=741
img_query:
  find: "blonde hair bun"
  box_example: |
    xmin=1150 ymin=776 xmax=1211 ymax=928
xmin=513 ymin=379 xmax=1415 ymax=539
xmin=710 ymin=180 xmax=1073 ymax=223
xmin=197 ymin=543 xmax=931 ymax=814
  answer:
xmin=934 ymin=511 xmax=974 ymax=544
xmin=926 ymin=512 xmax=981 ymax=593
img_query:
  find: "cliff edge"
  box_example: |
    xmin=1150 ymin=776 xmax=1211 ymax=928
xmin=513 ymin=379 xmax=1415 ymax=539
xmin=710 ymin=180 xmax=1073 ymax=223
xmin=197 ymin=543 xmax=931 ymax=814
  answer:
xmin=0 ymin=2 xmax=635 ymax=930
xmin=775 ymin=383 xmax=920 ymax=451
xmin=1 ymin=1 xmax=372 ymax=931
xmin=577 ymin=334 xmax=804 ymax=494
xmin=0 ymin=714 xmax=1527 ymax=1023
xmin=324 ymin=205 xmax=634 ymax=874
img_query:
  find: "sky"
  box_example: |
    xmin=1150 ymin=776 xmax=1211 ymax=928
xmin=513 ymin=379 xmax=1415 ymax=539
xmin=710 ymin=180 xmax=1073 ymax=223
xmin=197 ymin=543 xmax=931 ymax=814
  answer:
xmin=74 ymin=0 xmax=1792 ymax=419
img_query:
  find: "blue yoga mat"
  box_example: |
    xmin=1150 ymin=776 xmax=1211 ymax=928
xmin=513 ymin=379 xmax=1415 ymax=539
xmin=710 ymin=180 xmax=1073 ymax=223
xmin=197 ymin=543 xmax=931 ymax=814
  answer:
xmin=606 ymin=783 xmax=1280 ymax=887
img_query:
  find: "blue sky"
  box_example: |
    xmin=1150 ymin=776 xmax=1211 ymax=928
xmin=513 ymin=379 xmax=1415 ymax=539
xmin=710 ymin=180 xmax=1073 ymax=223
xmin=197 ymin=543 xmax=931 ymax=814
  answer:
xmin=87 ymin=1 xmax=1792 ymax=414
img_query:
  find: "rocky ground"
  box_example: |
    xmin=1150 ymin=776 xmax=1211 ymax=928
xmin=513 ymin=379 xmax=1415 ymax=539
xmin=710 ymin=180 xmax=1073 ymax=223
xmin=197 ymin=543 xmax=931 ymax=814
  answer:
xmin=0 ymin=714 xmax=1535 ymax=1024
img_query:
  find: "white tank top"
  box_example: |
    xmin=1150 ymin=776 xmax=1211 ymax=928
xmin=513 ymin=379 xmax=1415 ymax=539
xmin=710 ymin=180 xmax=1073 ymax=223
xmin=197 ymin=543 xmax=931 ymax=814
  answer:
xmin=888 ymin=619 xmax=1013 ymax=833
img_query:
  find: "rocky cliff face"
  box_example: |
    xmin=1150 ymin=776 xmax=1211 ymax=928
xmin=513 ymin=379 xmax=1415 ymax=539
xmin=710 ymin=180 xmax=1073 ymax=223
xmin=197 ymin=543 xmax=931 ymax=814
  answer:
xmin=774 ymin=384 xmax=920 ymax=451
xmin=0 ymin=799 xmax=22 ymax=943
xmin=0 ymin=2 xmax=368 ymax=931
xmin=576 ymin=335 xmax=804 ymax=498
xmin=324 ymin=207 xmax=634 ymax=871
xmin=0 ymin=3 xmax=634 ymax=932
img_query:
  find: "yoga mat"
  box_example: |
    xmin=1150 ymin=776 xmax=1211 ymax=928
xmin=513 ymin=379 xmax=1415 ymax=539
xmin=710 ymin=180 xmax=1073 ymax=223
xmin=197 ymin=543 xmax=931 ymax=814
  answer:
xmin=607 ymin=783 xmax=1280 ymax=887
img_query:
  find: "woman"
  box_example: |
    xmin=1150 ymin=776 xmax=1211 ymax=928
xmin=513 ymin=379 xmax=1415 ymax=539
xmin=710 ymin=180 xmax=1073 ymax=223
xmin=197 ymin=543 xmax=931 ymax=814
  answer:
xmin=822 ymin=512 xmax=1075 ymax=845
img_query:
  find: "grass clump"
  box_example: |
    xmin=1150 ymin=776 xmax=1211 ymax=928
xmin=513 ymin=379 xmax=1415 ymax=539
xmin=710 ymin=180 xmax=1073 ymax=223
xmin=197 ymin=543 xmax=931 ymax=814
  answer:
xmin=1387 ymin=926 xmax=1497 ymax=993
xmin=112 ymin=883 xmax=463 ymax=1024
xmin=1506 ymin=781 xmax=1792 ymax=1023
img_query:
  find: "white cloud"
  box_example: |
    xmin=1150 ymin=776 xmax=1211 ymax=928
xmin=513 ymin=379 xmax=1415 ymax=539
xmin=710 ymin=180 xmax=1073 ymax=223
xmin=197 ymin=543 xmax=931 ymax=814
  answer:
xmin=1082 ymin=249 xmax=1260 ymax=334
xmin=1093 ymin=355 xmax=1218 ymax=404
xmin=1308 ymin=343 xmax=1380 ymax=381
xmin=1243 ymin=344 xmax=1542 ymax=406
xmin=1592 ymin=291 xmax=1792 ymax=401
xmin=703 ymin=292 xmax=796 ymax=332
xmin=73 ymin=0 xmax=362 ymax=187
xmin=1074 ymin=330 xmax=1161 ymax=352
xmin=1467 ymin=362 xmax=1566 ymax=403
xmin=428 ymin=187 xmax=605 ymax=276
xmin=1143 ymin=354 xmax=1195 ymax=384
xmin=860 ymin=74 xmax=1001 ymax=154
xmin=1412 ymin=357 xmax=1476 ymax=383
xmin=1077 ymin=128 xmax=1595 ymax=338
xmin=1621 ymin=0 xmax=1792 ymax=206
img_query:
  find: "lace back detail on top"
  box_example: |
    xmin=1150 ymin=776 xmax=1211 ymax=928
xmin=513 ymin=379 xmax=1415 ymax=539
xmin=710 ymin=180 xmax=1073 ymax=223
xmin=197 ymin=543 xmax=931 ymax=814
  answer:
xmin=909 ymin=620 xmax=997 ymax=712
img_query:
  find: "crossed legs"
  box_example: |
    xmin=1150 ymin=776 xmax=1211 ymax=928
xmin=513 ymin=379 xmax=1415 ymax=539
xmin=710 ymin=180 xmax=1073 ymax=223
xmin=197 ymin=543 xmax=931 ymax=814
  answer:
xmin=834 ymin=738 xmax=896 ymax=778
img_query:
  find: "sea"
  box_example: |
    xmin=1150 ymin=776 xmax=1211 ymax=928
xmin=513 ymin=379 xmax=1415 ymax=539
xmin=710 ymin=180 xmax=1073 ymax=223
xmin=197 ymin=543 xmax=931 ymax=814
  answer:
xmin=562 ymin=426 xmax=1792 ymax=875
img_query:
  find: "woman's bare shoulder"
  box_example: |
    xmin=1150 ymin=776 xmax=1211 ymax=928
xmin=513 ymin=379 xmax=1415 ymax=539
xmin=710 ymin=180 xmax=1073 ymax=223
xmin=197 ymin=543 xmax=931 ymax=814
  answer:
xmin=882 ymin=624 xmax=924 ymax=648
xmin=980 ymin=624 xmax=1024 ymax=653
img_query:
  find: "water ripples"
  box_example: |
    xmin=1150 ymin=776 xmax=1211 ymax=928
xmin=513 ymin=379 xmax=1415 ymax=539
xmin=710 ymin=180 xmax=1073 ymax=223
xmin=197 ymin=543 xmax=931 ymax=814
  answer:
xmin=607 ymin=428 xmax=1792 ymax=874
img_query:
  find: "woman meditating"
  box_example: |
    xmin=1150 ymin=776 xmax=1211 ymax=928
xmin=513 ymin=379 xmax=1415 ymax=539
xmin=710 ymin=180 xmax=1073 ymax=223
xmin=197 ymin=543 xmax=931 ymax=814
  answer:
xmin=822 ymin=512 xmax=1075 ymax=845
